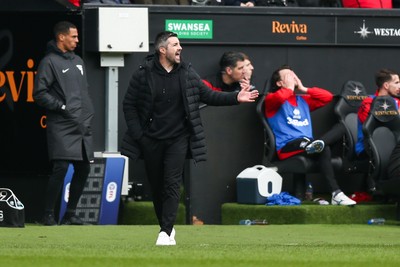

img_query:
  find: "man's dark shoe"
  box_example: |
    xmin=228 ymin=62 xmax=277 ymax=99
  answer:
xmin=42 ymin=214 xmax=57 ymax=226
xmin=60 ymin=215 xmax=88 ymax=225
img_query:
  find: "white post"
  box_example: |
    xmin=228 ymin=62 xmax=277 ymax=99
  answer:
xmin=101 ymin=53 xmax=124 ymax=152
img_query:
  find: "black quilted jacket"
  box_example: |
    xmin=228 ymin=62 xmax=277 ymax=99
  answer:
xmin=121 ymin=54 xmax=239 ymax=163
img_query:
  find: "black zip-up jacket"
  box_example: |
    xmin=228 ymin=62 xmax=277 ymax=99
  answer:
xmin=121 ymin=54 xmax=240 ymax=163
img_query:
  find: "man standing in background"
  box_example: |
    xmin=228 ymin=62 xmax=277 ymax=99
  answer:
xmin=34 ymin=21 xmax=95 ymax=226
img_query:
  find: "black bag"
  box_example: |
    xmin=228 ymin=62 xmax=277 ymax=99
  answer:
xmin=0 ymin=188 xmax=25 ymax=228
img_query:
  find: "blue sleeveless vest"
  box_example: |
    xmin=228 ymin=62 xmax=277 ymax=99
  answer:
xmin=267 ymin=96 xmax=313 ymax=150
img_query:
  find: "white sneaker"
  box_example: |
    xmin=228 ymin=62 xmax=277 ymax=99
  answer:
xmin=331 ymin=192 xmax=357 ymax=206
xmin=156 ymin=231 xmax=173 ymax=246
xmin=305 ymin=140 xmax=325 ymax=154
xmin=170 ymin=228 xmax=176 ymax=245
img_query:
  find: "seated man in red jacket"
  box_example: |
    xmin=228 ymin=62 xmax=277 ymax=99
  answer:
xmin=265 ymin=64 xmax=355 ymax=206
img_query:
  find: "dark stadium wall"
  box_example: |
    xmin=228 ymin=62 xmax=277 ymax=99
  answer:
xmin=0 ymin=4 xmax=82 ymax=222
xmin=108 ymin=6 xmax=400 ymax=224
xmin=2 ymin=2 xmax=400 ymax=223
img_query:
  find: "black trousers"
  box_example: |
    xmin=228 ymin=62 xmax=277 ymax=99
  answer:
xmin=281 ymin=123 xmax=345 ymax=192
xmin=140 ymin=133 xmax=189 ymax=236
xmin=44 ymin=160 xmax=90 ymax=218
xmin=316 ymin=123 xmax=346 ymax=192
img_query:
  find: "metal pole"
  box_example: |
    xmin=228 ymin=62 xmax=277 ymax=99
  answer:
xmin=105 ymin=66 xmax=119 ymax=152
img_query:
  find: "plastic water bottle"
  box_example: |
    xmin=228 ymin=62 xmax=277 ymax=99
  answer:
xmin=367 ymin=218 xmax=385 ymax=225
xmin=239 ymin=219 xmax=268 ymax=225
xmin=239 ymin=219 xmax=252 ymax=225
xmin=305 ymin=182 xmax=313 ymax=201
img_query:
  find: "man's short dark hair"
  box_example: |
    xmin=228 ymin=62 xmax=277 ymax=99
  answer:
xmin=154 ymin=31 xmax=178 ymax=54
xmin=239 ymin=52 xmax=250 ymax=61
xmin=269 ymin=64 xmax=292 ymax=93
xmin=375 ymin=68 xmax=398 ymax=88
xmin=53 ymin=21 xmax=77 ymax=40
xmin=219 ymin=51 xmax=245 ymax=73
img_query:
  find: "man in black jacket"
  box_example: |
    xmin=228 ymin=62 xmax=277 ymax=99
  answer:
xmin=34 ymin=21 xmax=94 ymax=226
xmin=121 ymin=31 xmax=258 ymax=245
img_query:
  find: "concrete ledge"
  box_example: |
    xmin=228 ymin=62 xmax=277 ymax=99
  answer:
xmin=221 ymin=203 xmax=397 ymax=225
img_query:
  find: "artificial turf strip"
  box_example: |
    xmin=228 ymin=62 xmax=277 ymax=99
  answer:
xmin=119 ymin=201 xmax=397 ymax=225
xmin=0 ymin=225 xmax=399 ymax=267
xmin=120 ymin=201 xmax=186 ymax=225
xmin=221 ymin=203 xmax=398 ymax=224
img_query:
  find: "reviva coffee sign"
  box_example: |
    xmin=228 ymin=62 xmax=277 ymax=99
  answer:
xmin=0 ymin=59 xmax=36 ymax=104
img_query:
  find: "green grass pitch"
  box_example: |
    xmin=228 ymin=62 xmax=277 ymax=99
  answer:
xmin=1 ymin=224 xmax=399 ymax=267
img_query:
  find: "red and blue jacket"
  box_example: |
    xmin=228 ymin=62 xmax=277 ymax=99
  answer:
xmin=265 ymin=87 xmax=333 ymax=160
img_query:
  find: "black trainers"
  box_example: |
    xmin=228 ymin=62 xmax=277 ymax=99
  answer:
xmin=60 ymin=215 xmax=88 ymax=225
xmin=42 ymin=213 xmax=57 ymax=226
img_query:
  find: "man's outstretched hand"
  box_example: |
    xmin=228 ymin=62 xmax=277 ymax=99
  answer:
xmin=237 ymin=88 xmax=259 ymax=102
